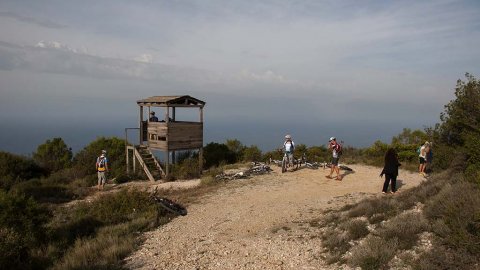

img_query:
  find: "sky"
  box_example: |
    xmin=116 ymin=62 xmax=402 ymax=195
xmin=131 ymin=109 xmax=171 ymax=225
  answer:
xmin=0 ymin=0 xmax=479 ymax=155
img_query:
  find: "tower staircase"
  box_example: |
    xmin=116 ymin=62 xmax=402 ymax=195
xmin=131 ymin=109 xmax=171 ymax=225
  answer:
xmin=133 ymin=145 xmax=165 ymax=181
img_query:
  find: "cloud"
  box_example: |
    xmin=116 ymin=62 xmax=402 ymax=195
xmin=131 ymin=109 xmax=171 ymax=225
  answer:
xmin=0 ymin=41 xmax=220 ymax=85
xmin=0 ymin=11 xmax=66 ymax=29
xmin=134 ymin=53 xmax=153 ymax=63
xmin=35 ymin=40 xmax=87 ymax=54
xmin=237 ymin=69 xmax=287 ymax=83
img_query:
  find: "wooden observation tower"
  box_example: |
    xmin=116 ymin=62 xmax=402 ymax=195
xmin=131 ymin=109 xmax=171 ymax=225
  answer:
xmin=125 ymin=95 xmax=205 ymax=181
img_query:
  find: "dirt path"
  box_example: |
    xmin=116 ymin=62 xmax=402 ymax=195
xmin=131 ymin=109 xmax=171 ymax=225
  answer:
xmin=125 ymin=164 xmax=425 ymax=270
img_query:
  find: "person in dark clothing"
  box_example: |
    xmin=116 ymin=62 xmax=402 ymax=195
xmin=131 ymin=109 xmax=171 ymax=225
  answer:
xmin=380 ymin=148 xmax=401 ymax=194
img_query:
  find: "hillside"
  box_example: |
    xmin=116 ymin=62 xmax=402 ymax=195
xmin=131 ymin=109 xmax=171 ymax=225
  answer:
xmin=125 ymin=164 xmax=425 ymax=269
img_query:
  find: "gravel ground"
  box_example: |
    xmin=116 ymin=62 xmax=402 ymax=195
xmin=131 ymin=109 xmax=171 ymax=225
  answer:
xmin=125 ymin=164 xmax=425 ymax=270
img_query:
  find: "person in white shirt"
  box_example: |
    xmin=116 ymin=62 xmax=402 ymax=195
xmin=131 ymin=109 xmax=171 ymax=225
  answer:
xmin=283 ymin=135 xmax=295 ymax=168
xmin=418 ymin=141 xmax=430 ymax=176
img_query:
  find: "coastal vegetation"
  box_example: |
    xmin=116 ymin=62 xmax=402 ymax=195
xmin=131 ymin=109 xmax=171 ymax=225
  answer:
xmin=0 ymin=74 xmax=478 ymax=269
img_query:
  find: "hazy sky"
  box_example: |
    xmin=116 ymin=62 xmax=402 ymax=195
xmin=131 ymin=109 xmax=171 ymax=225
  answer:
xmin=1 ymin=0 xmax=479 ymax=154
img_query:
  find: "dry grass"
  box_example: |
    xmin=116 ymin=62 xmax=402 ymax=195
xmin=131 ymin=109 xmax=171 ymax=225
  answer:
xmin=377 ymin=212 xmax=429 ymax=250
xmin=348 ymin=236 xmax=398 ymax=270
xmin=321 ymin=227 xmax=350 ymax=263
xmin=318 ymin=166 xmax=480 ymax=269
xmin=347 ymin=197 xmax=397 ymax=220
xmin=344 ymin=219 xmax=370 ymax=240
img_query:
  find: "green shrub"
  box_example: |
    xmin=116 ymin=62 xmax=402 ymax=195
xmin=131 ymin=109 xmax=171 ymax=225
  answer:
xmin=0 ymin=151 xmax=45 ymax=190
xmin=52 ymin=225 xmax=136 ymax=270
xmin=73 ymin=137 xmax=126 ymax=179
xmin=0 ymin=191 xmax=50 ymax=269
xmin=51 ymin=197 xmax=170 ymax=270
xmin=203 ymin=142 xmax=235 ymax=168
xmin=113 ymin=174 xmax=129 ymax=184
xmin=424 ymin=180 xmax=480 ymax=254
xmin=225 ymin=139 xmax=245 ymax=162
xmin=348 ymin=236 xmax=398 ymax=270
xmin=172 ymin=158 xmax=201 ymax=179
xmin=33 ymin=137 xmax=72 ymax=173
xmin=48 ymin=216 xmax=103 ymax=253
xmin=397 ymin=150 xmax=417 ymax=163
xmin=306 ymin=146 xmax=329 ymax=163
xmin=10 ymin=179 xmax=75 ymax=203
xmin=0 ymin=191 xmax=50 ymax=245
xmin=242 ymin=145 xmax=262 ymax=162
xmin=74 ymin=189 xmax=156 ymax=225
xmin=0 ymin=227 xmax=30 ymax=269
xmin=262 ymin=150 xmax=283 ymax=162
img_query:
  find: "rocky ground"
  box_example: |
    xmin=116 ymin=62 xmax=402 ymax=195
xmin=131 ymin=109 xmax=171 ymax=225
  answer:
xmin=125 ymin=164 xmax=425 ymax=270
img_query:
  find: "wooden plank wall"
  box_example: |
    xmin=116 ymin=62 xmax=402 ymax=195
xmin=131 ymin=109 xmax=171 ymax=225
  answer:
xmin=147 ymin=121 xmax=203 ymax=151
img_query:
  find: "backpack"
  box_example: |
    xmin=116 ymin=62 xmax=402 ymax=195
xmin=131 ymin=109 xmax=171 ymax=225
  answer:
xmin=98 ymin=157 xmax=106 ymax=168
xmin=335 ymin=143 xmax=343 ymax=156
xmin=416 ymin=147 xmax=421 ymax=155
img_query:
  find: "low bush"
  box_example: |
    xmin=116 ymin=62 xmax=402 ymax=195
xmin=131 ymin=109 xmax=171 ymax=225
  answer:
xmin=347 ymin=197 xmax=397 ymax=219
xmin=321 ymin=228 xmax=350 ymax=264
xmin=10 ymin=179 xmax=75 ymax=203
xmin=171 ymin=158 xmax=201 ymax=180
xmin=348 ymin=236 xmax=398 ymax=270
xmin=0 ymin=227 xmax=30 ymax=269
xmin=0 ymin=151 xmax=45 ymax=190
xmin=0 ymin=191 xmax=50 ymax=269
xmin=49 ymin=216 xmax=103 ymax=251
xmin=74 ymin=189 xmax=156 ymax=225
xmin=51 ymin=217 xmax=155 ymax=270
xmin=424 ymin=180 xmax=480 ymax=254
xmin=345 ymin=219 xmax=370 ymax=240
xmin=47 ymin=189 xmax=170 ymax=269
xmin=414 ymin=243 xmax=479 ymax=270
xmin=200 ymin=176 xmax=218 ymax=186
xmin=377 ymin=212 xmax=429 ymax=250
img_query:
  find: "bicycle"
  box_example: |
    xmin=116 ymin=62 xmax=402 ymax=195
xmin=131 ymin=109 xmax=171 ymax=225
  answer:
xmin=150 ymin=187 xmax=187 ymax=216
xmin=281 ymin=152 xmax=295 ymax=173
xmin=304 ymin=161 xmax=320 ymax=169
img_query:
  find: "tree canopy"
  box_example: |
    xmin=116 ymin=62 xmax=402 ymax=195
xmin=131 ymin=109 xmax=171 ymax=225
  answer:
xmin=33 ymin=138 xmax=72 ymax=173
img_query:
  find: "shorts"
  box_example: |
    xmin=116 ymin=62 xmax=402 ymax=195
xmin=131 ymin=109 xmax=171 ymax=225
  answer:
xmin=98 ymin=171 xmax=106 ymax=185
xmin=331 ymin=157 xmax=339 ymax=166
xmin=286 ymin=152 xmax=294 ymax=164
xmin=419 ymin=157 xmax=425 ymax=164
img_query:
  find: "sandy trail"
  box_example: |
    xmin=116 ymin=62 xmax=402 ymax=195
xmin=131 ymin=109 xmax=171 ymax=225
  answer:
xmin=125 ymin=164 xmax=425 ymax=270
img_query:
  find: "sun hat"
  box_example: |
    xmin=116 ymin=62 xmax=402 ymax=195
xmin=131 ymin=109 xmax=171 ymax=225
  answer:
xmin=102 ymin=150 xmax=107 ymax=154
xmin=329 ymin=137 xmax=336 ymax=142
xmin=285 ymin=134 xmax=292 ymax=139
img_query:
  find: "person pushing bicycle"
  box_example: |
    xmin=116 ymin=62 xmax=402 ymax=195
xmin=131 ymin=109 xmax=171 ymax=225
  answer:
xmin=283 ymin=134 xmax=295 ymax=168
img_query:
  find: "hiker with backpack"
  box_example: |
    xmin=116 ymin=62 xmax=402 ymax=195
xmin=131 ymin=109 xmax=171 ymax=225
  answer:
xmin=96 ymin=150 xmax=109 ymax=190
xmin=326 ymin=137 xmax=342 ymax=180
